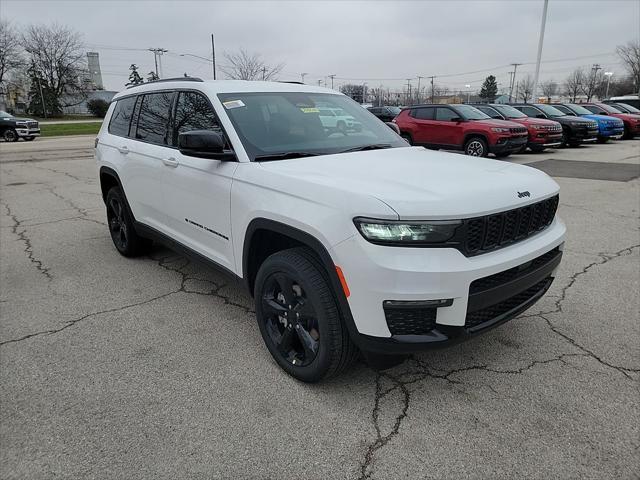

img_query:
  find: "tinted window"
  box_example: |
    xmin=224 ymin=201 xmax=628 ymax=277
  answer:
xmin=476 ymin=106 xmax=501 ymax=118
xmin=413 ymin=107 xmax=434 ymax=120
xmin=583 ymin=105 xmax=601 ymax=114
xmin=554 ymin=105 xmax=573 ymax=115
xmin=172 ymin=91 xmax=222 ymax=145
xmin=435 ymin=107 xmax=458 ymax=121
xmin=135 ymin=92 xmax=173 ymax=145
xmin=108 ymin=96 xmax=137 ymax=137
xmin=493 ymin=105 xmax=527 ymax=118
xmin=519 ymin=106 xmax=542 ymax=117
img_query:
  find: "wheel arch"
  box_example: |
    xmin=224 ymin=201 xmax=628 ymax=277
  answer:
xmin=463 ymin=132 xmax=489 ymax=146
xmin=242 ymin=218 xmax=360 ymax=341
xmin=99 ymin=166 xmax=123 ymax=203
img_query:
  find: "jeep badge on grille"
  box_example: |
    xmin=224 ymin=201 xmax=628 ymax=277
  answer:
xmin=517 ymin=191 xmax=531 ymax=198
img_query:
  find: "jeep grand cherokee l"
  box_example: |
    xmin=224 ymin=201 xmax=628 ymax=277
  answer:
xmin=510 ymin=103 xmax=598 ymax=147
xmin=581 ymin=102 xmax=640 ymax=139
xmin=550 ymin=103 xmax=624 ymax=143
xmin=474 ymin=104 xmax=562 ymax=152
xmin=96 ymin=78 xmax=565 ymax=382
xmin=394 ymin=104 xmax=528 ymax=158
xmin=0 ymin=110 xmax=40 ymax=142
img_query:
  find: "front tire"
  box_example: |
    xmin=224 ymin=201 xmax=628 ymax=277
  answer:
xmin=597 ymin=137 xmax=609 ymax=144
xmin=254 ymin=247 xmax=358 ymax=382
xmin=24 ymin=136 xmax=35 ymax=141
xmin=105 ymin=187 xmax=152 ymax=257
xmin=530 ymin=145 xmax=545 ymax=153
xmin=464 ymin=137 xmax=488 ymax=157
xmin=3 ymin=129 xmax=18 ymax=142
xmin=494 ymin=152 xmax=511 ymax=159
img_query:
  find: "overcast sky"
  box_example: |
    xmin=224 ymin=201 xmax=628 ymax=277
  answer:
xmin=3 ymin=0 xmax=639 ymax=93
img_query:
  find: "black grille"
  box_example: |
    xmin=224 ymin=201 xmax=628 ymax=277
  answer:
xmin=384 ymin=306 xmax=437 ymax=335
xmin=469 ymin=247 xmax=560 ymax=295
xmin=464 ymin=195 xmax=558 ymax=256
xmin=465 ymin=278 xmax=552 ymax=330
xmin=510 ymin=127 xmax=527 ymax=134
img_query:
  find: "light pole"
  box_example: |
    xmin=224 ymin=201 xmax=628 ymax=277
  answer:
xmin=329 ymin=74 xmax=336 ymax=89
xmin=179 ymin=53 xmax=215 ymax=79
xmin=465 ymin=84 xmax=471 ymax=104
xmin=362 ymin=82 xmax=367 ymax=104
xmin=604 ymin=72 xmax=613 ymax=99
xmin=532 ymin=0 xmax=549 ymax=101
xmin=301 ymin=72 xmax=307 ymax=83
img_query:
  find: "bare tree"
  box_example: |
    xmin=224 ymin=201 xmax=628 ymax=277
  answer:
xmin=581 ymin=67 xmax=604 ymax=101
xmin=221 ymin=49 xmax=284 ymax=81
xmin=0 ymin=20 xmax=25 ymax=85
xmin=22 ymin=23 xmax=88 ymax=113
xmin=564 ymin=68 xmax=584 ymax=102
xmin=539 ymin=79 xmax=558 ymax=102
xmin=517 ymin=75 xmax=535 ymax=102
xmin=616 ymin=40 xmax=640 ymax=94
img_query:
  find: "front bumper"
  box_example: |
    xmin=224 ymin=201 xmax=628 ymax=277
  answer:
xmin=15 ymin=128 xmax=40 ymax=137
xmin=570 ymin=127 xmax=599 ymax=143
xmin=331 ymin=217 xmax=566 ymax=353
xmin=529 ymin=132 xmax=563 ymax=147
xmin=490 ymin=135 xmax=528 ymax=154
xmin=598 ymin=127 xmax=624 ymax=138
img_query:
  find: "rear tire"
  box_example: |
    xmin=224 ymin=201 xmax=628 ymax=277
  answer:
xmin=623 ymin=125 xmax=633 ymax=140
xmin=254 ymin=247 xmax=358 ymax=382
xmin=464 ymin=137 xmax=488 ymax=157
xmin=105 ymin=187 xmax=152 ymax=257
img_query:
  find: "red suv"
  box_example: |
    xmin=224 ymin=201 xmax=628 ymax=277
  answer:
xmin=394 ymin=104 xmax=528 ymax=158
xmin=581 ymin=102 xmax=640 ymax=139
xmin=474 ymin=104 xmax=563 ymax=152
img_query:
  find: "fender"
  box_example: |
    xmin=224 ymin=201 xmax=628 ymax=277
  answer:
xmin=242 ymin=218 xmax=362 ymax=344
xmin=463 ymin=131 xmax=489 ymax=145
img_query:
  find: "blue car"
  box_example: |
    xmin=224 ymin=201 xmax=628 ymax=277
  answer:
xmin=551 ymin=103 xmax=624 ymax=143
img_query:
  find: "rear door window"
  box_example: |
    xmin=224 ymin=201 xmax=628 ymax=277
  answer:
xmin=108 ymin=96 xmax=137 ymax=137
xmin=519 ymin=106 xmax=541 ymax=117
xmin=135 ymin=91 xmax=174 ymax=145
xmin=412 ymin=107 xmax=434 ymax=120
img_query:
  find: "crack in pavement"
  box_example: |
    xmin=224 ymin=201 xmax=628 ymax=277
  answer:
xmin=45 ymin=187 xmax=106 ymax=226
xmin=357 ymin=353 xmax=589 ymax=480
xmin=356 ymin=244 xmax=640 ymax=479
xmin=33 ymin=164 xmax=91 ymax=182
xmin=1 ymin=202 xmax=53 ymax=280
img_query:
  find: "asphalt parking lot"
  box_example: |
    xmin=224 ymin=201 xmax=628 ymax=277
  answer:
xmin=1 ymin=135 xmax=639 ymax=479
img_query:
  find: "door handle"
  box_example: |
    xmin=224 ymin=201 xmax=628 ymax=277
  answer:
xmin=118 ymin=146 xmax=129 ymax=155
xmin=162 ymin=157 xmax=179 ymax=168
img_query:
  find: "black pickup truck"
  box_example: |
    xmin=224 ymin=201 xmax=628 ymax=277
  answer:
xmin=0 ymin=111 xmax=40 ymax=142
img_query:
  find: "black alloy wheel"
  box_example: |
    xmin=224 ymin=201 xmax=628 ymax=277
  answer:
xmin=3 ymin=129 xmax=18 ymax=142
xmin=107 ymin=195 xmax=128 ymax=252
xmin=261 ymin=272 xmax=320 ymax=367
xmin=105 ymin=186 xmax=152 ymax=257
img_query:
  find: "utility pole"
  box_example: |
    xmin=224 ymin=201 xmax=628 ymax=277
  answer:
xmin=507 ymin=71 xmax=514 ymax=101
xmin=362 ymin=82 xmax=367 ymax=104
xmin=35 ymin=75 xmax=47 ymax=118
xmin=262 ymin=66 xmax=267 ymax=81
xmin=317 ymin=79 xmax=322 ymax=86
xmin=532 ymin=0 xmax=549 ymax=102
xmin=148 ymin=48 xmax=168 ymax=78
xmin=406 ymin=79 xmax=412 ymax=105
xmin=604 ymin=71 xmax=613 ymax=98
xmin=416 ymin=76 xmax=423 ymax=104
xmin=329 ymin=74 xmax=336 ymax=89
xmin=509 ymin=63 xmax=522 ymax=102
xmin=429 ymin=76 xmax=436 ymax=103
xmin=211 ymin=34 xmax=217 ymax=80
xmin=301 ymin=72 xmax=307 ymax=83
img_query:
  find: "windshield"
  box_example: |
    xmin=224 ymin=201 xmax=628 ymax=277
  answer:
xmin=454 ymin=105 xmax=490 ymax=120
xmin=566 ymin=104 xmax=594 ymax=115
xmin=217 ymin=92 xmax=406 ymax=161
xmin=598 ymin=103 xmax=622 ymax=114
xmin=615 ymin=103 xmax=640 ymax=113
xmin=494 ymin=105 xmax=527 ymax=118
xmin=387 ymin=107 xmax=401 ymax=115
xmin=0 ymin=111 xmax=13 ymax=117
xmin=535 ymin=104 xmax=566 ymax=118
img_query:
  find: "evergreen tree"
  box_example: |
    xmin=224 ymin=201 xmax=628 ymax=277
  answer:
xmin=27 ymin=62 xmax=60 ymax=116
xmin=126 ymin=64 xmax=144 ymax=86
xmin=479 ymin=75 xmax=498 ymax=102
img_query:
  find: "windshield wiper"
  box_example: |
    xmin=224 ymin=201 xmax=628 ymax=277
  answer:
xmin=254 ymin=152 xmax=320 ymax=162
xmin=338 ymin=144 xmax=393 ymax=154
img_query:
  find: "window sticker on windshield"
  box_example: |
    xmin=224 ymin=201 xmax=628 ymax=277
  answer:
xmin=300 ymin=107 xmax=319 ymax=113
xmin=223 ymin=100 xmax=245 ymax=109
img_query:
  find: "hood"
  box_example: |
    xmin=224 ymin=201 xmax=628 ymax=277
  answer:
xmin=580 ymin=114 xmax=623 ymax=125
xmin=470 ymin=118 xmax=524 ymax=129
xmin=610 ymin=113 xmax=640 ymax=121
xmin=510 ymin=117 xmax=559 ymax=127
xmin=2 ymin=116 xmax=35 ymax=123
xmin=259 ymin=147 xmax=559 ymax=219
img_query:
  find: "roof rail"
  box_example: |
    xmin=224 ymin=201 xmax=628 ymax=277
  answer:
xmin=126 ymin=76 xmax=204 ymax=89
xmin=278 ymin=81 xmax=304 ymax=85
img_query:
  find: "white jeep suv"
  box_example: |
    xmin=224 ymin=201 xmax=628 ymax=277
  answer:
xmin=95 ymin=78 xmax=565 ymax=382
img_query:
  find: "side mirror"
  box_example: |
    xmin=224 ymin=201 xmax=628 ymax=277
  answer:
xmin=178 ymin=130 xmax=235 ymax=161
xmin=492 ymin=115 xmax=503 ymax=120
xmin=385 ymin=122 xmax=401 ymax=134
xmin=451 ymin=117 xmax=464 ymax=123
xmin=536 ymin=114 xmax=546 ymax=119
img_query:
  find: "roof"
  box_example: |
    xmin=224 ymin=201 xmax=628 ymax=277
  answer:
xmin=113 ymin=79 xmax=340 ymax=100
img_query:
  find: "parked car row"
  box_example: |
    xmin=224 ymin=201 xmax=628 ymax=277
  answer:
xmin=368 ymin=101 xmax=640 ymax=158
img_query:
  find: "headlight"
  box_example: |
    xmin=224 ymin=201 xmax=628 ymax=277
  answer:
xmin=491 ymin=127 xmax=510 ymax=133
xmin=354 ymin=218 xmax=461 ymax=245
